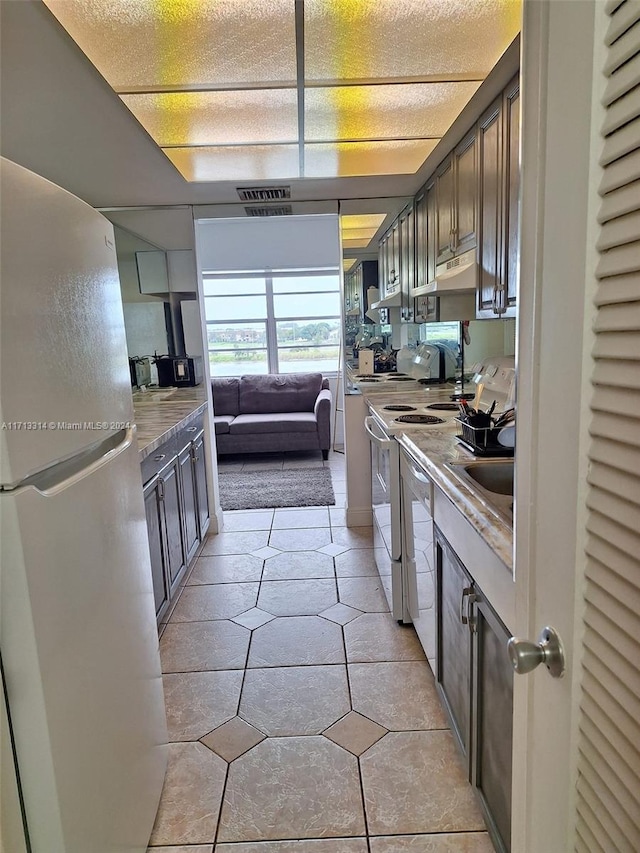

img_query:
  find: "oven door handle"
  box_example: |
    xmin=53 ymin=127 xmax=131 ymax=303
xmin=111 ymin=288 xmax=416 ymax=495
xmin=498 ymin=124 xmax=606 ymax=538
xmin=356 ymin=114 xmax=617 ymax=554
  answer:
xmin=364 ymin=416 xmax=394 ymax=449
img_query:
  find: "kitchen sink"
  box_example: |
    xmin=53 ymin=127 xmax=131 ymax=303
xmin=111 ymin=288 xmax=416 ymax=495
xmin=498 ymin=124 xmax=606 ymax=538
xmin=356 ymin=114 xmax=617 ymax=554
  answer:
xmin=445 ymin=460 xmax=514 ymax=524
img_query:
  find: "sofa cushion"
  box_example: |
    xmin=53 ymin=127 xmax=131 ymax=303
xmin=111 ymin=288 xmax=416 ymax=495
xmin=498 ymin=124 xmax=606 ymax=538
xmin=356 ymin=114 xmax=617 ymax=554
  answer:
xmin=238 ymin=373 xmax=323 ymax=414
xmin=212 ymin=377 xmax=240 ymax=416
xmin=213 ymin=415 xmax=235 ymax=435
xmin=229 ymin=412 xmax=318 ymax=435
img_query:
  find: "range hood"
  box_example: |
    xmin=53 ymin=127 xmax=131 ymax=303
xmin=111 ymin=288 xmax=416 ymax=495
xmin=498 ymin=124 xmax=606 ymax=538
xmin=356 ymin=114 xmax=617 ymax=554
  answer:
xmin=371 ymin=290 xmax=402 ymax=308
xmin=424 ymin=248 xmax=478 ymax=294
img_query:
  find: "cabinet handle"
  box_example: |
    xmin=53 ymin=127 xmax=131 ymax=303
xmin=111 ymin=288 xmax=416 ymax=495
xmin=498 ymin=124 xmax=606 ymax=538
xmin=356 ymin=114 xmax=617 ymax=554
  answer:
xmin=185 ymin=426 xmax=197 ymax=432
xmin=460 ymin=586 xmax=476 ymax=626
xmin=157 ymin=479 xmax=165 ymax=501
xmin=154 ymin=453 xmax=166 ymax=462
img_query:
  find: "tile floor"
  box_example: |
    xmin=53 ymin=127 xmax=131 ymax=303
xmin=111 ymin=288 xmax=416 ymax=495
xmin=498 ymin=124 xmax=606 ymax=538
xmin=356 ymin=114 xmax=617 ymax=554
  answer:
xmin=149 ymin=452 xmax=493 ymax=853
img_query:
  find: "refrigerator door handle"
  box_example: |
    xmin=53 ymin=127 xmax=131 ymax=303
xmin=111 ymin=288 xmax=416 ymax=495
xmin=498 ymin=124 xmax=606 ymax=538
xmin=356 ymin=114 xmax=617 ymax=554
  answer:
xmin=0 ymin=428 xmax=136 ymax=497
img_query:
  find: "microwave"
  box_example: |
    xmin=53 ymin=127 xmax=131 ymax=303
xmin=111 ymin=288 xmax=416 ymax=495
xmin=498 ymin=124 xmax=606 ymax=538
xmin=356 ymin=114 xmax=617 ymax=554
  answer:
xmin=156 ymin=356 xmax=203 ymax=387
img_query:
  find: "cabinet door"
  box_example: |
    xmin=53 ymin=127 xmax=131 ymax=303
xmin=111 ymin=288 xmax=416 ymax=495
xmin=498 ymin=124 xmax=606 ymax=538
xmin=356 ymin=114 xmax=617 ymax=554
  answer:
xmin=436 ymin=155 xmax=455 ymax=264
xmin=454 ymin=129 xmax=478 ymax=254
xmin=472 ymin=593 xmax=514 ymax=853
xmin=179 ymin=444 xmax=199 ymax=565
xmin=193 ymin=432 xmax=210 ymax=538
xmin=477 ymin=98 xmax=503 ymax=317
xmin=399 ymin=205 xmax=414 ymax=321
xmin=435 ymin=529 xmax=473 ymax=765
xmin=414 ymin=191 xmax=428 ymax=293
xmin=426 ymin=180 xmax=438 ymax=285
xmin=378 ymin=234 xmax=388 ymax=294
xmin=501 ymin=76 xmax=520 ymax=317
xmin=159 ymin=457 xmax=187 ymax=592
xmin=143 ymin=475 xmax=169 ymax=621
xmin=388 ymin=219 xmax=401 ymax=296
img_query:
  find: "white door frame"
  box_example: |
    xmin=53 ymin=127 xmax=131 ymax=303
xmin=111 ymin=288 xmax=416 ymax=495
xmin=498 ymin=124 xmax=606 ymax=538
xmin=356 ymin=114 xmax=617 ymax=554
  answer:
xmin=512 ymin=1 xmax=601 ymax=849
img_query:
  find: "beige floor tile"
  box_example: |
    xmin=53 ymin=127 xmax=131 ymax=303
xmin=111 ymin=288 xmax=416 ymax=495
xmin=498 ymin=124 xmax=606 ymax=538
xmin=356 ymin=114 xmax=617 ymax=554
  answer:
xmin=343 ymin=614 xmax=426 ymax=663
xmin=323 ymin=711 xmax=387 ymax=756
xmin=202 ymin=531 xmax=270 ymax=556
xmin=334 ymin=549 xmax=379 ymax=577
xmin=163 ymin=670 xmax=243 ymax=741
xmin=239 ymin=665 xmax=350 ymax=736
xmin=262 ymin=551 xmax=335 ymax=581
xmin=148 ymin=846 xmax=213 ymax=852
xmin=368 ymin=833 xmax=494 ymax=852
xmin=319 ymin=603 xmax=362 ymax=625
xmin=201 ymin=716 xmax=265 ymax=762
xmin=331 ymin=527 xmax=374 ymax=549
xmin=215 ymin=841 xmax=367 ymax=853
xmin=338 ymin=577 xmax=389 ymax=613
xmin=318 ymin=543 xmax=350 ymax=557
xmin=360 ymin=731 xmax=485 ymax=836
xmin=222 ymin=511 xmax=274 ymax=532
xmin=252 ymin=546 xmax=282 ymax=559
xmin=217 ymin=736 xmax=366 ymax=842
xmin=272 ymin=508 xmax=331 ymax=528
xmin=171 ymin=583 xmax=259 ymax=622
xmin=160 ymin=620 xmax=250 ymax=672
xmin=257 ymin=579 xmax=337 ymax=616
xmin=232 ymin=607 xmax=276 ymax=630
xmin=329 ymin=507 xmax=347 ymax=527
xmin=149 ymin=742 xmax=226 ymax=846
xmin=247 ymin=616 xmax=345 ymax=668
xmin=269 ymin=527 xmax=332 ymax=552
xmin=348 ymin=662 xmax=448 ymax=731
xmin=187 ymin=555 xmax=264 ymax=585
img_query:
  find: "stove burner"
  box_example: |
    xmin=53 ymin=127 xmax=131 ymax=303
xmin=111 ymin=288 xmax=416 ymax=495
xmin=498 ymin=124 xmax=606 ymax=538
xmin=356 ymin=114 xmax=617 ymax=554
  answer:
xmin=394 ymin=414 xmax=445 ymax=425
xmin=386 ymin=376 xmax=414 ymax=381
xmin=383 ymin=405 xmax=417 ymax=412
xmin=425 ymin=402 xmax=460 ymax=411
xmin=357 ymin=377 xmax=381 ymax=383
xmin=385 ymin=372 xmax=406 ymax=376
xmin=356 ymin=374 xmax=376 ymax=378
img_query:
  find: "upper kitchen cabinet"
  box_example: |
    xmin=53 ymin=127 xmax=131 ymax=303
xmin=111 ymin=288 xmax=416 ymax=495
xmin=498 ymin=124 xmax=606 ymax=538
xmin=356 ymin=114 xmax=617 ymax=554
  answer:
xmin=413 ymin=181 xmax=438 ymax=323
xmin=398 ymin=203 xmax=415 ymax=321
xmin=378 ymin=218 xmax=401 ymax=301
xmin=477 ymin=76 xmax=520 ymax=318
xmin=436 ymin=129 xmax=478 ymax=266
xmin=344 ymin=260 xmax=378 ymax=323
xmin=376 ymin=203 xmax=414 ymax=322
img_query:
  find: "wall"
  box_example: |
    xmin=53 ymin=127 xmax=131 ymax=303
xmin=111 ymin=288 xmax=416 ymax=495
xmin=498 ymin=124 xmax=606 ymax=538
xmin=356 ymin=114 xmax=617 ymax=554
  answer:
xmin=195 ymin=215 xmax=340 ymax=272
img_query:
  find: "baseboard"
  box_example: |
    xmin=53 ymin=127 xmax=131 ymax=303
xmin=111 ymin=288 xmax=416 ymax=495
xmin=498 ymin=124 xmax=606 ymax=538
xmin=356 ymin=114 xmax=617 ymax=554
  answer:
xmin=345 ymin=506 xmax=373 ymax=528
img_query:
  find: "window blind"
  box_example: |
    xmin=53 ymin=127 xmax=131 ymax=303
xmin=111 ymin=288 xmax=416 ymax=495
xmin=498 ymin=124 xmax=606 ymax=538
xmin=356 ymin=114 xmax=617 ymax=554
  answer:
xmin=576 ymin=2 xmax=640 ymax=851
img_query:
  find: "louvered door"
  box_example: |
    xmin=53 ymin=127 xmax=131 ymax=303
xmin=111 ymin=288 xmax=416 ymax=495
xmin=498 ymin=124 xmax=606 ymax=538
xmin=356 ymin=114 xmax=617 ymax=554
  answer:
xmin=576 ymin=2 xmax=640 ymax=851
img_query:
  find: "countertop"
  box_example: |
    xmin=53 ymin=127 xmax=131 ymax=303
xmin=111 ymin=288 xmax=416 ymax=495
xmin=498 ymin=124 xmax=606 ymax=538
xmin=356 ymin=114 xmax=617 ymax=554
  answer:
xmin=132 ymin=386 xmax=208 ymax=460
xmin=364 ymin=388 xmax=513 ymax=572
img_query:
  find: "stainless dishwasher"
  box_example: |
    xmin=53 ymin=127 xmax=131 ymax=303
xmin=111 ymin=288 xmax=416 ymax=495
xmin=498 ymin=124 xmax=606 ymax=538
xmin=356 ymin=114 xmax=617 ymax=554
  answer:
xmin=400 ymin=445 xmax=436 ymax=673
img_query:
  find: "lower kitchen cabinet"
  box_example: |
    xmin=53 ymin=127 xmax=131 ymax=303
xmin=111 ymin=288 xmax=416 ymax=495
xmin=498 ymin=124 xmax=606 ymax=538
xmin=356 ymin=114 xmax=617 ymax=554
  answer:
xmin=141 ymin=413 xmax=209 ymax=623
xmin=435 ymin=525 xmax=513 ymax=853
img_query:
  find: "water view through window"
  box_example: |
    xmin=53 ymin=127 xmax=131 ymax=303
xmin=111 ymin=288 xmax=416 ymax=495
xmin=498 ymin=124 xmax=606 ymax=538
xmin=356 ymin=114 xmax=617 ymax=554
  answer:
xmin=204 ymin=270 xmax=341 ymax=375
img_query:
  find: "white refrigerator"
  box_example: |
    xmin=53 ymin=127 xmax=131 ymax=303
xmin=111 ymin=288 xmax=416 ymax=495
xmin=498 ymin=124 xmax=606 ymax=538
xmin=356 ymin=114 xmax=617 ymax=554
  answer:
xmin=0 ymin=158 xmax=168 ymax=852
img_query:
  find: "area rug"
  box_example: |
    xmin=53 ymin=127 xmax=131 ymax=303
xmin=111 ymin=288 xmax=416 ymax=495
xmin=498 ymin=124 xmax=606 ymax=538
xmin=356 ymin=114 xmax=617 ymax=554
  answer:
xmin=218 ymin=466 xmax=336 ymax=511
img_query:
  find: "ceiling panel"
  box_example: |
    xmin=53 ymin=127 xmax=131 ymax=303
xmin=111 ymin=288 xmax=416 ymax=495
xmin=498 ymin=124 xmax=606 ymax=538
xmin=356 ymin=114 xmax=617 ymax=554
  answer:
xmin=305 ymin=139 xmax=439 ymax=178
xmin=304 ymin=0 xmax=522 ymax=82
xmin=121 ymin=90 xmax=298 ymax=146
xmin=43 ymin=0 xmax=297 ymax=90
xmin=163 ymin=145 xmax=300 ymax=182
xmin=305 ymin=81 xmax=481 ymax=141
xmin=341 ymin=214 xmax=387 ymax=231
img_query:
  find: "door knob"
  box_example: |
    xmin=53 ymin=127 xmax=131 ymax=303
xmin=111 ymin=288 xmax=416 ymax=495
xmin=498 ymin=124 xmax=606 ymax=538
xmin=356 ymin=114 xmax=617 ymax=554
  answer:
xmin=507 ymin=626 xmax=565 ymax=678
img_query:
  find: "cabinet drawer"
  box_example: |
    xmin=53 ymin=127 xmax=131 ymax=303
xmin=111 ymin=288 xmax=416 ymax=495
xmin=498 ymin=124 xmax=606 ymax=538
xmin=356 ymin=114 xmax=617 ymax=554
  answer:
xmin=141 ymin=435 xmax=178 ymax=485
xmin=177 ymin=413 xmax=205 ymax=451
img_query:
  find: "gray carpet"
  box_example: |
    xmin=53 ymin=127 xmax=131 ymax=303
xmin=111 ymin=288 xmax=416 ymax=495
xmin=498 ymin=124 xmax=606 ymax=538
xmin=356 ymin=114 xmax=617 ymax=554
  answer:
xmin=218 ymin=466 xmax=336 ymax=511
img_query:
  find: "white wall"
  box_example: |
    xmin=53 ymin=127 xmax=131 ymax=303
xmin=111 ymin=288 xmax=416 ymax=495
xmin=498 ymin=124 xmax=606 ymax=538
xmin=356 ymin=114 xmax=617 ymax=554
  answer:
xmin=195 ymin=215 xmax=340 ymax=272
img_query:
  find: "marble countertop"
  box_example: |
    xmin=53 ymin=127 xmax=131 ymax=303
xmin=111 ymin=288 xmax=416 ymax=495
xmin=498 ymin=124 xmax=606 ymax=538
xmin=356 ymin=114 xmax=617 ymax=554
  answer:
xmin=363 ymin=388 xmax=513 ymax=572
xmin=132 ymin=386 xmax=209 ymax=460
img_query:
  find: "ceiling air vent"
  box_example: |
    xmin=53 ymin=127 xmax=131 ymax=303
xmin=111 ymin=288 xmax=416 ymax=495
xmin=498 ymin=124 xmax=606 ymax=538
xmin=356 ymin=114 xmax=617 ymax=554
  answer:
xmin=244 ymin=205 xmax=293 ymax=217
xmin=237 ymin=186 xmax=291 ymax=202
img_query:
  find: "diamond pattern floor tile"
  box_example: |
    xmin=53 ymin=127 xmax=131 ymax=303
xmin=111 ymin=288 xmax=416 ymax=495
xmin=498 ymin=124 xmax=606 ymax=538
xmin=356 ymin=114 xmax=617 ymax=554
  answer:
xmin=163 ymin=670 xmax=243 ymax=741
xmin=233 ymin=607 xmax=277 ymax=630
xmin=323 ymin=711 xmax=387 ymax=756
xmin=318 ymin=543 xmax=350 ymax=557
xmin=201 ymin=716 xmax=266 ymax=762
xmin=319 ymin=602 xmax=363 ymax=625
xmin=252 ymin=546 xmax=282 ymax=559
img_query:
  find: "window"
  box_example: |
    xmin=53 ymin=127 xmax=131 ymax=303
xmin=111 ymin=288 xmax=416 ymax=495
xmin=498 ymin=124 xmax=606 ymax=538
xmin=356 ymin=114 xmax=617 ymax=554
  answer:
xmin=203 ymin=269 xmax=341 ymax=376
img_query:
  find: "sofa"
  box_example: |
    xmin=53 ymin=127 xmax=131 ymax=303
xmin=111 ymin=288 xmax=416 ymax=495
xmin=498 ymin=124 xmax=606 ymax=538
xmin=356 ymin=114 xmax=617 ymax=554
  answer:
xmin=211 ymin=373 xmax=332 ymax=459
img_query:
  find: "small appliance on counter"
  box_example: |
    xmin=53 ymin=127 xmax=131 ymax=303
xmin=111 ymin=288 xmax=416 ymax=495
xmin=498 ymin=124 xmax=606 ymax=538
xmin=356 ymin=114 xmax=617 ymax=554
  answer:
xmin=155 ymin=354 xmax=203 ymax=387
xmin=129 ymin=356 xmax=151 ymax=389
xmin=410 ymin=343 xmax=458 ymax=383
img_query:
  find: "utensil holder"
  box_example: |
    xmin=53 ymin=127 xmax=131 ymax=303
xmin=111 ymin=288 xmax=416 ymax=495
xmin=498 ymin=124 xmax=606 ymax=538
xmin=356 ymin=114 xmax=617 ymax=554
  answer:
xmin=455 ymin=418 xmax=500 ymax=451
